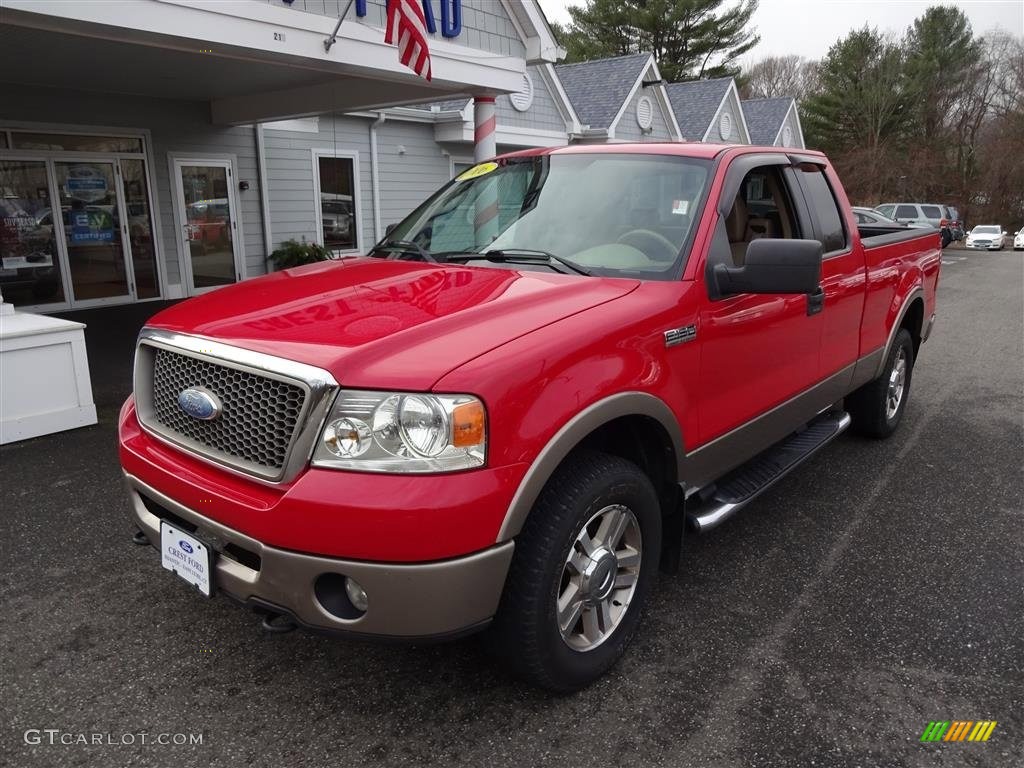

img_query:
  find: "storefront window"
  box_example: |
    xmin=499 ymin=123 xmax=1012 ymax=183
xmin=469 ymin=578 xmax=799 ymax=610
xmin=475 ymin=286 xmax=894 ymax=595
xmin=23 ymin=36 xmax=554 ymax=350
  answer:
xmin=0 ymin=159 xmax=65 ymax=305
xmin=0 ymin=133 xmax=8 ymax=150
xmin=317 ymin=156 xmax=356 ymax=250
xmin=11 ymin=133 xmax=143 ymax=153
xmin=120 ymin=159 xmax=159 ymax=299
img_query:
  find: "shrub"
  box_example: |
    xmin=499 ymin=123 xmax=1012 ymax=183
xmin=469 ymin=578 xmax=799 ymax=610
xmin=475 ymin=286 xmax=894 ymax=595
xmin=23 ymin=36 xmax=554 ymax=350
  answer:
xmin=267 ymin=239 xmax=334 ymax=270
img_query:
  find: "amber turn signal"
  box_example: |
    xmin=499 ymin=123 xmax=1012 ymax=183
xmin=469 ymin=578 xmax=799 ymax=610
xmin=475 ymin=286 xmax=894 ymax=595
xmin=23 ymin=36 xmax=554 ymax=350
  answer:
xmin=451 ymin=400 xmax=486 ymax=447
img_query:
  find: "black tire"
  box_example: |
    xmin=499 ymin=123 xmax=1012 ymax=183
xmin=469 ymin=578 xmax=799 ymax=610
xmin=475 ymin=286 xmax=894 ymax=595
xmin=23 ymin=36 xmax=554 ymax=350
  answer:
xmin=488 ymin=450 xmax=661 ymax=692
xmin=846 ymin=328 xmax=915 ymax=438
xmin=941 ymin=230 xmax=952 ymax=249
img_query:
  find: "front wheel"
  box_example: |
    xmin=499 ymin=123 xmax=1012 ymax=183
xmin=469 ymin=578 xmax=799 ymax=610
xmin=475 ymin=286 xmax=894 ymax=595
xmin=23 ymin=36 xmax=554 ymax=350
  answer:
xmin=846 ymin=328 xmax=915 ymax=438
xmin=489 ymin=450 xmax=662 ymax=692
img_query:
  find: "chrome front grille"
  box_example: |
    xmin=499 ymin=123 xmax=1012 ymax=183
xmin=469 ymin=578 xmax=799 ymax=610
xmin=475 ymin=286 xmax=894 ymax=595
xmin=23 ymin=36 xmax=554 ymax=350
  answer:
xmin=134 ymin=330 xmax=339 ymax=484
xmin=151 ymin=348 xmax=306 ymax=471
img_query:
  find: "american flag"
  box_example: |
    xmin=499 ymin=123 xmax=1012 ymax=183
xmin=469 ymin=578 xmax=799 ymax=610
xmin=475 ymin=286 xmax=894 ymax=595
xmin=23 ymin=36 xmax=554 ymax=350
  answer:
xmin=384 ymin=0 xmax=432 ymax=81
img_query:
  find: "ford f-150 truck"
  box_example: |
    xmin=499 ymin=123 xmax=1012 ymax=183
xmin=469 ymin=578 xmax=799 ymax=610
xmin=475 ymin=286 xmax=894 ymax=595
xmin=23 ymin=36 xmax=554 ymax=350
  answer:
xmin=119 ymin=144 xmax=940 ymax=691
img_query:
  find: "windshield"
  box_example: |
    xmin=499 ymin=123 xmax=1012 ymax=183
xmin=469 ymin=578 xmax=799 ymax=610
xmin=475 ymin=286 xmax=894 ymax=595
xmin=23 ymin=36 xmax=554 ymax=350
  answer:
xmin=973 ymin=226 xmax=1000 ymax=234
xmin=381 ymin=153 xmax=712 ymax=279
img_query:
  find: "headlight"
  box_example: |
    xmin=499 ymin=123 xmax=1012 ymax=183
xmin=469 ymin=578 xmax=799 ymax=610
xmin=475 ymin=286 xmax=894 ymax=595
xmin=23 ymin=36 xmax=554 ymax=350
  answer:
xmin=312 ymin=390 xmax=486 ymax=473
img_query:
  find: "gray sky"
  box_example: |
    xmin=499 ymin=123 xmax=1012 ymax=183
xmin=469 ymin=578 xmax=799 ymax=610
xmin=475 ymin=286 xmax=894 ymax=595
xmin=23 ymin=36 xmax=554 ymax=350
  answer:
xmin=538 ymin=0 xmax=1024 ymax=61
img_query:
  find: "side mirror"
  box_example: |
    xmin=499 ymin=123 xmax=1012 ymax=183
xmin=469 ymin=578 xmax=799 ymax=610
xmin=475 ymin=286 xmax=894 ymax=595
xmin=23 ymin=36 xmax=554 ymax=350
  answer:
xmin=712 ymin=239 xmax=822 ymax=296
xmin=384 ymin=223 xmax=399 ymax=237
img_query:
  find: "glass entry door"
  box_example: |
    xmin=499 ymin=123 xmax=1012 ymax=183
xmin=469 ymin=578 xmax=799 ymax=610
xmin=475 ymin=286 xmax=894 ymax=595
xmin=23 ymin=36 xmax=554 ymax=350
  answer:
xmin=53 ymin=160 xmax=133 ymax=304
xmin=172 ymin=159 xmax=241 ymax=293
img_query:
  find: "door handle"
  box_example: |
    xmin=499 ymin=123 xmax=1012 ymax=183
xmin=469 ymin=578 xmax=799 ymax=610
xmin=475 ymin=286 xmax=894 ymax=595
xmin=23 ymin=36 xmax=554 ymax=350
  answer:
xmin=807 ymin=286 xmax=824 ymax=316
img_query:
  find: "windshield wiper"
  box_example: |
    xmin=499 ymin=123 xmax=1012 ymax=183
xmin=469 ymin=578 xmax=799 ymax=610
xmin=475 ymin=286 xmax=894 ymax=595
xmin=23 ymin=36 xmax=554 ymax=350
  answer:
xmin=441 ymin=248 xmax=591 ymax=276
xmin=371 ymin=240 xmax=440 ymax=263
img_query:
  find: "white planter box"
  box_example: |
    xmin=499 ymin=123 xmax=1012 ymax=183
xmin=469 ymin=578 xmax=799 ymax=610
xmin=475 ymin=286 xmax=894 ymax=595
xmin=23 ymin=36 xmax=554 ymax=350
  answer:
xmin=0 ymin=311 xmax=98 ymax=444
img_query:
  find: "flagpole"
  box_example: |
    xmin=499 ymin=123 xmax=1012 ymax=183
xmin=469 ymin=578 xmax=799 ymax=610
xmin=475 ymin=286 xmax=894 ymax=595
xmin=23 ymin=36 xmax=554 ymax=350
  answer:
xmin=324 ymin=0 xmax=356 ymax=53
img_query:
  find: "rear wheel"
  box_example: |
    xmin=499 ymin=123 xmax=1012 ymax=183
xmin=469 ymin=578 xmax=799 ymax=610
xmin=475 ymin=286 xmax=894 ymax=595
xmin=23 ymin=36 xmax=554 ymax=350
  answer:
xmin=489 ymin=450 xmax=661 ymax=692
xmin=847 ymin=328 xmax=915 ymax=438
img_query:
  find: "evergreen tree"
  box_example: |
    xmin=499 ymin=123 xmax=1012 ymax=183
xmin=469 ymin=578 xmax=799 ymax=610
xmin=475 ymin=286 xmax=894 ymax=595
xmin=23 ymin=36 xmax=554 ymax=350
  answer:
xmin=556 ymin=0 xmax=760 ymax=81
xmin=904 ymin=6 xmax=981 ymax=138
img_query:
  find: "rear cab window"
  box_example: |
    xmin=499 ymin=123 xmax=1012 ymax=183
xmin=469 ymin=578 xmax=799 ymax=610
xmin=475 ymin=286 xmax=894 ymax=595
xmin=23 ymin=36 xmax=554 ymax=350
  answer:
xmin=795 ymin=165 xmax=847 ymax=255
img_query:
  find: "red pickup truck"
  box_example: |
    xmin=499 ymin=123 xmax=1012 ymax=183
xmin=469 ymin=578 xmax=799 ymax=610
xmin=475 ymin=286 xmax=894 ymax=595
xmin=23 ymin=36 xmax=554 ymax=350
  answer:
xmin=119 ymin=144 xmax=940 ymax=691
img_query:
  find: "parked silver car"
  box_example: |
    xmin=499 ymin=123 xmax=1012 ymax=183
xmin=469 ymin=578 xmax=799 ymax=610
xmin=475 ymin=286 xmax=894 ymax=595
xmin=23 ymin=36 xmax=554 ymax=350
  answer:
xmin=1014 ymin=227 xmax=1024 ymax=251
xmin=965 ymin=225 xmax=1006 ymax=250
xmin=853 ymin=207 xmax=910 ymax=228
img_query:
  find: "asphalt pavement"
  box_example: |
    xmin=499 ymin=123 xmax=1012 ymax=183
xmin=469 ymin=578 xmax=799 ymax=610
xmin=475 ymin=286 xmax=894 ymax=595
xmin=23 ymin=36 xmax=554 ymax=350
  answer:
xmin=2 ymin=248 xmax=1022 ymax=768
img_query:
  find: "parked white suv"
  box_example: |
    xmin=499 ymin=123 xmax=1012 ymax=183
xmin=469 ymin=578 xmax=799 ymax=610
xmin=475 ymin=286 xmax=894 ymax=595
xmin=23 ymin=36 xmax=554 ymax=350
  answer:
xmin=965 ymin=225 xmax=1006 ymax=251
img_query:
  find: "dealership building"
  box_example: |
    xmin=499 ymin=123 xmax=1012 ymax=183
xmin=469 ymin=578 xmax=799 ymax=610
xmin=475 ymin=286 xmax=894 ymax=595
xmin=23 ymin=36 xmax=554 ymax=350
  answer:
xmin=0 ymin=0 xmax=805 ymax=315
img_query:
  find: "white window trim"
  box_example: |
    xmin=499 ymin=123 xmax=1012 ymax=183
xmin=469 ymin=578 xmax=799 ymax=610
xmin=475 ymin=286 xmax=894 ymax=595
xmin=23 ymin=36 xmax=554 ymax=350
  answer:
xmin=312 ymin=148 xmax=363 ymax=255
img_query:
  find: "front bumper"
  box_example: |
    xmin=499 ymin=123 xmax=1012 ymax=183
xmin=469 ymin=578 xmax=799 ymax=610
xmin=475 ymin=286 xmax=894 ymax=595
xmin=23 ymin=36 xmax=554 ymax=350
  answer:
xmin=125 ymin=473 xmax=514 ymax=639
xmin=966 ymin=242 xmax=1001 ymax=250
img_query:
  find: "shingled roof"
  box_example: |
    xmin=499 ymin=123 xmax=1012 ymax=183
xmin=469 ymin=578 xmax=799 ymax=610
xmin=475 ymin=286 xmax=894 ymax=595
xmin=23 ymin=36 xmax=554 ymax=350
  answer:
xmin=742 ymin=97 xmax=795 ymax=146
xmin=555 ymin=53 xmax=652 ymax=130
xmin=664 ymin=78 xmax=733 ymax=140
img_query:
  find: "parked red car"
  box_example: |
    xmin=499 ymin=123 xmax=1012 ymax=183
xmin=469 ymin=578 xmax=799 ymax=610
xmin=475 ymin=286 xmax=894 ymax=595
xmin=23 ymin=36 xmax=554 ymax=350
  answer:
xmin=119 ymin=144 xmax=940 ymax=691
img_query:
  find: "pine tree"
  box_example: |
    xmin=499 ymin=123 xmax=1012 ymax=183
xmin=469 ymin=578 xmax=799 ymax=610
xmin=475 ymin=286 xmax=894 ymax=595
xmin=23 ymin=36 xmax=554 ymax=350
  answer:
xmin=555 ymin=0 xmax=760 ymax=81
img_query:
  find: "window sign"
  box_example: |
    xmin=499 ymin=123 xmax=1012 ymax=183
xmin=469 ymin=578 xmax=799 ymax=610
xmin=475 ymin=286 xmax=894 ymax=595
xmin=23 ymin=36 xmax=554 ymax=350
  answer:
xmin=65 ymin=165 xmax=109 ymax=203
xmin=69 ymin=208 xmax=115 ymax=244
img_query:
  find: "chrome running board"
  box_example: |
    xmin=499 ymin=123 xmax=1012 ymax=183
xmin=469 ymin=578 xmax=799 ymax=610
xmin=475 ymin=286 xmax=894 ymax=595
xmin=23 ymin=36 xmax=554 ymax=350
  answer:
xmin=687 ymin=411 xmax=852 ymax=532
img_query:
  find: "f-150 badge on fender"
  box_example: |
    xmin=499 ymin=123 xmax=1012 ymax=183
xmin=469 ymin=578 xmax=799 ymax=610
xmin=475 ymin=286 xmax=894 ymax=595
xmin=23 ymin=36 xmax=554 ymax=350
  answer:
xmin=664 ymin=325 xmax=697 ymax=347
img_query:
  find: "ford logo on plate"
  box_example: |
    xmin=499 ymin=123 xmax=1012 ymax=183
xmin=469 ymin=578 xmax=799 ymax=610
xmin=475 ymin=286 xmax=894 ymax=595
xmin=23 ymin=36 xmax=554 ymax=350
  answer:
xmin=179 ymin=540 xmax=194 ymax=554
xmin=178 ymin=387 xmax=222 ymax=421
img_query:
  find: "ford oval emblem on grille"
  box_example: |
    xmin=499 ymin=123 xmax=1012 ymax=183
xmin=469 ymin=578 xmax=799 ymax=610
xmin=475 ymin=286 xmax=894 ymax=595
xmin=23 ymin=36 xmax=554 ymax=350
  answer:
xmin=178 ymin=387 xmax=222 ymax=421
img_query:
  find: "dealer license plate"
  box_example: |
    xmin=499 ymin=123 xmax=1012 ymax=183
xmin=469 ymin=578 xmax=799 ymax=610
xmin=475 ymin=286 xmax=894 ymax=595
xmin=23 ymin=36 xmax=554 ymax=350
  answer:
xmin=160 ymin=522 xmax=213 ymax=597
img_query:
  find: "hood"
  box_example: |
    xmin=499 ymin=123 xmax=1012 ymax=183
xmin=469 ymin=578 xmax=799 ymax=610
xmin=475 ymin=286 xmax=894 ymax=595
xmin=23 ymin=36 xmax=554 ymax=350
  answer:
xmin=148 ymin=257 xmax=639 ymax=390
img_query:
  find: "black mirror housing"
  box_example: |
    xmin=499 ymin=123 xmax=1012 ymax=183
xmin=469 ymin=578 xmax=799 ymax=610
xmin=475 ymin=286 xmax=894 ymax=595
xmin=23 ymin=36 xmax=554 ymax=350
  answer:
xmin=712 ymin=238 xmax=823 ymax=297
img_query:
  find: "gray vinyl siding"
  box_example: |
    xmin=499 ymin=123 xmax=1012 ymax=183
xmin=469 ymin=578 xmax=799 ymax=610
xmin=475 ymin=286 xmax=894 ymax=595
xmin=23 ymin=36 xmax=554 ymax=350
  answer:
xmin=494 ymin=67 xmax=567 ymax=132
xmin=261 ymin=0 xmax=525 ymax=57
xmin=374 ymin=120 xmax=452 ymax=227
xmin=706 ymin=91 xmax=748 ymax=144
xmin=263 ymin=115 xmax=371 ymax=250
xmin=263 ymin=114 xmax=450 ymax=251
xmin=616 ymin=88 xmax=674 ymax=142
xmin=778 ymin=108 xmax=804 ymax=148
xmin=0 ymin=83 xmax=264 ymax=289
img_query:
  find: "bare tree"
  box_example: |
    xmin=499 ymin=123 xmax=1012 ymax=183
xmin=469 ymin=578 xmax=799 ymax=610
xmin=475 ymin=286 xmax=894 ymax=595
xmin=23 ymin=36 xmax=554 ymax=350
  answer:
xmin=741 ymin=54 xmax=818 ymax=100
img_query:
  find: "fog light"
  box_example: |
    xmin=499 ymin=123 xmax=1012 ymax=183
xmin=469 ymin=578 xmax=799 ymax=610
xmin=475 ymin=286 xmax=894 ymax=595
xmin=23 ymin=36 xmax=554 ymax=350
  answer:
xmin=345 ymin=577 xmax=369 ymax=612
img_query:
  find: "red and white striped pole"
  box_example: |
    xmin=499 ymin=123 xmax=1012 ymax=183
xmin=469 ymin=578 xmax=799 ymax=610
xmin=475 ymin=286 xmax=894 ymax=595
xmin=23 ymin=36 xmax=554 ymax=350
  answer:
xmin=473 ymin=95 xmax=496 ymax=162
xmin=473 ymin=95 xmax=498 ymax=246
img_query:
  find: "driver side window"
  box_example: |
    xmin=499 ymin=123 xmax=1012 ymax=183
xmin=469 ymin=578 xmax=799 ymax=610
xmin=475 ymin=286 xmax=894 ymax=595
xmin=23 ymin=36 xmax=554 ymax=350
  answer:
xmin=721 ymin=166 xmax=800 ymax=266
